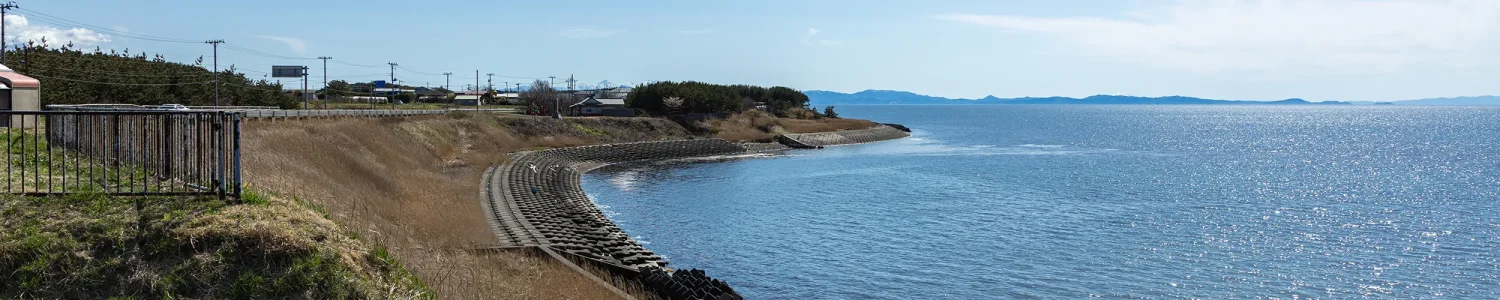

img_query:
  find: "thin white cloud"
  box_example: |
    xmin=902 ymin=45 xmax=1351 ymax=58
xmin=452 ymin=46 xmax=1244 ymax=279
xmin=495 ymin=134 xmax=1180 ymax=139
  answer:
xmin=803 ymin=28 xmax=842 ymax=47
xmin=255 ymin=35 xmax=308 ymax=54
xmin=4 ymin=15 xmax=111 ymax=47
xmin=559 ymin=28 xmax=621 ymax=39
xmin=940 ymin=0 xmax=1500 ymax=74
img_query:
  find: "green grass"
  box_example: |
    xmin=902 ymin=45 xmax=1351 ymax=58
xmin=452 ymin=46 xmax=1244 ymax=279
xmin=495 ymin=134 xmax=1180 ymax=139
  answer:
xmin=572 ymin=124 xmax=606 ymax=139
xmin=0 ymin=192 xmax=432 ymax=299
xmin=1 ymin=194 xmax=222 ymax=298
xmin=0 ymin=129 xmax=432 ymax=299
xmin=239 ymin=188 xmax=271 ymax=206
xmin=1 ymin=128 xmax=169 ymax=194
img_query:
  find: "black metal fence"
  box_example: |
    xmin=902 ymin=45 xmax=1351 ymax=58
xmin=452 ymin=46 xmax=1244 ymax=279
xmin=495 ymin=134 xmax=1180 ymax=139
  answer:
xmin=0 ymin=111 xmax=241 ymax=198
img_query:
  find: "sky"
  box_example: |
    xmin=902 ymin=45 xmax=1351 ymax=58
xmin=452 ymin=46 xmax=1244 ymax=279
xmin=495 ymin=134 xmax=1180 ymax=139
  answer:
xmin=9 ymin=0 xmax=1500 ymax=101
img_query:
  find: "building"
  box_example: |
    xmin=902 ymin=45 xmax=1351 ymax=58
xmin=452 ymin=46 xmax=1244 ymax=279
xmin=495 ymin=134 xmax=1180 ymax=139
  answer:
xmin=413 ymin=87 xmax=448 ymax=102
xmin=569 ymin=96 xmax=631 ymax=117
xmin=0 ymin=64 xmax=41 ymax=128
xmin=372 ymin=87 xmax=416 ymax=95
xmin=455 ymin=94 xmax=484 ymax=106
xmin=496 ymin=92 xmax=520 ymax=104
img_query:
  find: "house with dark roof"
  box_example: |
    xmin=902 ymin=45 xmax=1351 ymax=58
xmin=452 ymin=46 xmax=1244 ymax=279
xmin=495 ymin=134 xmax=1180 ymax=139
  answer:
xmin=569 ymin=96 xmax=631 ymax=116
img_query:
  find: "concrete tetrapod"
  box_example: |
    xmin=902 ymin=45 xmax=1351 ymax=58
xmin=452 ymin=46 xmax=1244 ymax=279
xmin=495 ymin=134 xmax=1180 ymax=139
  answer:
xmin=481 ymin=124 xmax=910 ymax=298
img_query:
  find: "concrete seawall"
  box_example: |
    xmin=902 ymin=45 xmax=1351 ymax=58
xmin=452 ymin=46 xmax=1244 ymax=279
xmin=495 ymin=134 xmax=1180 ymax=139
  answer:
xmin=480 ymin=124 xmax=911 ymax=296
xmin=483 ymin=139 xmax=750 ymax=270
xmin=777 ymin=125 xmax=912 ymax=148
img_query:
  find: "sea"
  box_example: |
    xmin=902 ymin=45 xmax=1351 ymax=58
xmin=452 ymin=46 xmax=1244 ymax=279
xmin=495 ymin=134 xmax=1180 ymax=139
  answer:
xmin=581 ymin=105 xmax=1500 ymax=299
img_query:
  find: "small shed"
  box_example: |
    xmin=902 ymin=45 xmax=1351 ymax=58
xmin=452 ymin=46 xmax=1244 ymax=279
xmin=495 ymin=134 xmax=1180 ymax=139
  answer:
xmin=0 ymin=64 xmax=41 ymax=128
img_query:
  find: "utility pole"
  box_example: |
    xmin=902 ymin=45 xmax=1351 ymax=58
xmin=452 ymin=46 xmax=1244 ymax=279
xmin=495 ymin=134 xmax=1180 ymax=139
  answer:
xmin=301 ymin=66 xmax=310 ymax=110
xmin=475 ymin=70 xmax=480 ymax=111
xmin=0 ymin=2 xmax=16 ymax=63
xmin=568 ymin=74 xmax=575 ymax=91
xmin=387 ymin=62 xmax=398 ymax=84
xmin=208 ymin=39 xmax=225 ymax=105
xmin=486 ymin=73 xmax=494 ymax=92
xmin=442 ymin=72 xmax=452 ymax=90
xmin=318 ymin=56 xmax=331 ymax=109
xmin=549 ymin=76 xmax=559 ymax=118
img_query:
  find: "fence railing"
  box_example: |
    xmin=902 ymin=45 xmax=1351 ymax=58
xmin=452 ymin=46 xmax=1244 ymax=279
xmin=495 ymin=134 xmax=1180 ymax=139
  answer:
xmin=1 ymin=110 xmax=241 ymax=199
xmin=47 ymin=104 xmax=518 ymax=119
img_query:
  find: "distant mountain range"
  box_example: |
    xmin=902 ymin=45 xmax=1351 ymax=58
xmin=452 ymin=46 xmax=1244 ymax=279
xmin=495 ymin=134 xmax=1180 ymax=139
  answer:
xmin=805 ymin=90 xmax=1500 ymax=106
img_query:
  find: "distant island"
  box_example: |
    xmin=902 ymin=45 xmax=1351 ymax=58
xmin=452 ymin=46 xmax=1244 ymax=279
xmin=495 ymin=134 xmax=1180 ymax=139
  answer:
xmin=806 ymin=90 xmax=1500 ymax=107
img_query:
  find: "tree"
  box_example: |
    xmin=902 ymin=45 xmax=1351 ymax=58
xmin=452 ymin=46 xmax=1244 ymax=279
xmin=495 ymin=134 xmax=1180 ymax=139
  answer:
xmin=6 ymin=43 xmax=297 ymax=108
xmin=394 ymin=92 xmax=416 ymax=103
xmin=764 ymin=86 xmax=810 ymax=117
xmin=663 ymin=96 xmax=684 ymax=115
xmin=625 ymin=81 xmax=743 ymax=115
xmin=323 ymin=80 xmax=352 ymax=99
xmin=823 ymin=106 xmax=840 ymax=119
xmin=522 ymin=80 xmax=574 ymax=116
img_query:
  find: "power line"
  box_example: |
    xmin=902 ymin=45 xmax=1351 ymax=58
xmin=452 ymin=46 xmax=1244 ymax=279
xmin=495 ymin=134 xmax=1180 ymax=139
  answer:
xmin=2 ymin=1 xmax=18 ymax=62
xmin=325 ymin=73 xmax=391 ymax=77
xmin=26 ymin=50 xmax=210 ymax=67
xmin=230 ymin=68 xmax=270 ymax=75
xmin=221 ymin=81 xmax=291 ymax=93
xmin=220 ymin=43 xmax=315 ymax=60
xmin=396 ymin=65 xmax=444 ymax=75
xmin=25 ymin=50 xmax=275 ymax=79
xmin=27 ymin=73 xmax=213 ymax=86
xmin=25 ymin=64 xmax=213 ymax=77
xmin=17 ymin=8 xmax=201 ymax=43
xmin=17 ymin=56 xmax=214 ymax=74
xmin=332 ymin=60 xmax=382 ymax=68
xmin=16 ymin=7 xmax=545 ymax=92
xmin=489 ymin=74 xmax=545 ymax=80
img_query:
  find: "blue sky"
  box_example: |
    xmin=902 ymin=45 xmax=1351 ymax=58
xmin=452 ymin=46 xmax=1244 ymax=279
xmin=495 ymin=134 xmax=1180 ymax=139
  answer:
xmin=11 ymin=0 xmax=1500 ymax=101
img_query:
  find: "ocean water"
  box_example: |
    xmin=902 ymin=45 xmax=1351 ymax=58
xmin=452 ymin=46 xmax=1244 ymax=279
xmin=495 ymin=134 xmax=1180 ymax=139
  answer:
xmin=581 ymin=105 xmax=1500 ymax=299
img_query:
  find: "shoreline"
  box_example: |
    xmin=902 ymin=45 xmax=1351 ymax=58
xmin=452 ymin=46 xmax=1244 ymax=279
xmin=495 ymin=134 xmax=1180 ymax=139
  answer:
xmin=479 ymin=124 xmax=910 ymax=294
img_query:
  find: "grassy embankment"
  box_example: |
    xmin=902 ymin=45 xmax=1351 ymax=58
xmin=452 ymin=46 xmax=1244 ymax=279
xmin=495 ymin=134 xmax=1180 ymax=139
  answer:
xmin=0 ymin=129 xmax=428 ymax=299
xmin=1 ymin=112 xmax=881 ymax=299
xmin=242 ymin=113 xmax=689 ymax=299
xmin=702 ymin=110 xmax=878 ymax=142
xmin=240 ymin=112 xmax=877 ymax=298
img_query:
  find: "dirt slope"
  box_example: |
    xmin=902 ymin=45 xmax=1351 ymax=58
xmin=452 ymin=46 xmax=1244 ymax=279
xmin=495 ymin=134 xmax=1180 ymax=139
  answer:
xmin=241 ymin=113 xmax=689 ymax=299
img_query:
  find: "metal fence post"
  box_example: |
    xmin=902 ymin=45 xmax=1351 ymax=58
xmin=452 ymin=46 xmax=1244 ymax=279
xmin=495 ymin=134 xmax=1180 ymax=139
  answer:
xmin=232 ymin=113 xmax=242 ymax=199
xmin=217 ymin=111 xmax=225 ymax=201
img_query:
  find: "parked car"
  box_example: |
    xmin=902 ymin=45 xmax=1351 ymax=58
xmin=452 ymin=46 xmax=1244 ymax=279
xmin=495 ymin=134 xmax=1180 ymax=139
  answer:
xmin=159 ymin=104 xmax=189 ymax=111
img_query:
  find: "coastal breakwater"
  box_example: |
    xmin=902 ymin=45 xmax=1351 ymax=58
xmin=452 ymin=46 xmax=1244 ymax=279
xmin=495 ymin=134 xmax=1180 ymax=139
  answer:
xmin=480 ymin=124 xmax=909 ymax=298
xmin=777 ymin=124 xmax=913 ymax=148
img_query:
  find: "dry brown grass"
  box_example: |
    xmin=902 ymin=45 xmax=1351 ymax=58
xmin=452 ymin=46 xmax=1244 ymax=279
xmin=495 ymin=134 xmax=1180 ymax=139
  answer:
xmin=776 ymin=118 xmax=878 ymax=134
xmin=391 ymin=248 xmax=644 ymax=300
xmin=707 ymin=111 xmax=779 ymax=142
xmin=706 ymin=110 xmax=880 ymax=141
xmin=240 ymin=114 xmax=686 ymax=299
